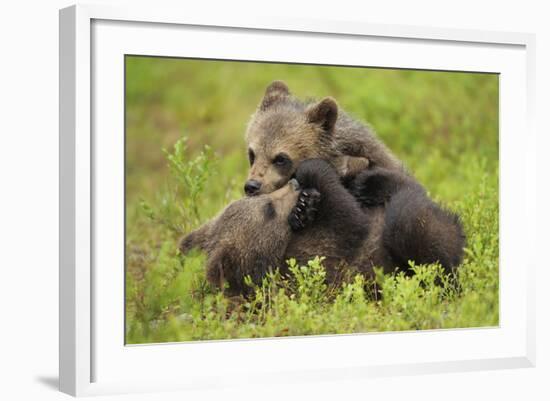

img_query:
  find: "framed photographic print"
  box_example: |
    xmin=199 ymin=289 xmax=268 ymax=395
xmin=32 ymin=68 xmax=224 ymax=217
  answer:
xmin=59 ymin=4 xmax=536 ymax=397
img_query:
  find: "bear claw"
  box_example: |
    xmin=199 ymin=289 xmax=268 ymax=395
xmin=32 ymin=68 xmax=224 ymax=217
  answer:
xmin=289 ymin=188 xmax=321 ymax=231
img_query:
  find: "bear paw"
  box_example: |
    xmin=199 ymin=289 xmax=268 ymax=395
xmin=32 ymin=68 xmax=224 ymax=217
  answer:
xmin=288 ymin=188 xmax=321 ymax=231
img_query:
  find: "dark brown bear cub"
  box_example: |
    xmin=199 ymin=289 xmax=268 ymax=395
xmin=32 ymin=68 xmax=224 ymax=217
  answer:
xmin=243 ymin=81 xmax=402 ymax=196
xmin=180 ymin=160 xmax=464 ymax=296
xmin=178 ymin=178 xmax=303 ymax=296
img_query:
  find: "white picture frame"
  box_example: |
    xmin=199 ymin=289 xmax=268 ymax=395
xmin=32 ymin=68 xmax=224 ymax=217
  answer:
xmin=59 ymin=4 xmax=536 ymax=397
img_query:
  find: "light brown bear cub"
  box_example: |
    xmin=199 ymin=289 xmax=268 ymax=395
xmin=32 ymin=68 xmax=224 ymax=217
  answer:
xmin=244 ymin=81 xmax=402 ymax=196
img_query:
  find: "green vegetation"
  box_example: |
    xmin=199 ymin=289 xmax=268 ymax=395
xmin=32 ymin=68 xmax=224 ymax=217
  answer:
xmin=125 ymin=56 xmax=499 ymax=343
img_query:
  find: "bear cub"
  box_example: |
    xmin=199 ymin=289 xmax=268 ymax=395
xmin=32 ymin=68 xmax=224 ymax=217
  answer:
xmin=244 ymin=80 xmax=403 ymax=196
xmin=180 ymin=159 xmax=465 ymax=296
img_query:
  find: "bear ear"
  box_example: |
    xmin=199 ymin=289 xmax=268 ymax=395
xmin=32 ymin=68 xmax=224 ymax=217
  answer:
xmin=179 ymin=232 xmax=198 ymax=254
xmin=260 ymin=80 xmax=290 ymax=111
xmin=307 ymin=97 xmax=338 ymax=133
xmin=178 ymin=222 xmax=212 ymax=254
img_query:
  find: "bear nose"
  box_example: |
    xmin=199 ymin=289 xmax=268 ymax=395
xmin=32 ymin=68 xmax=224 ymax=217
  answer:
xmin=244 ymin=180 xmax=262 ymax=196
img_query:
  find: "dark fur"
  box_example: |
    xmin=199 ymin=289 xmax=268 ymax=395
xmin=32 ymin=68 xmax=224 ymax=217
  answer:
xmin=346 ymin=166 xmax=466 ymax=275
xmin=180 ymin=160 xmax=465 ymax=295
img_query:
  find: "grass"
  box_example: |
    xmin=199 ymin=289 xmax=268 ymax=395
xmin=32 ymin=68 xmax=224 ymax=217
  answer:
xmin=124 ymin=56 xmax=499 ymax=344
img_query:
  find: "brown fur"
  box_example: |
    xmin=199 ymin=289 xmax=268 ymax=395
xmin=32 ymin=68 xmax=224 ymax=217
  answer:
xmin=179 ymin=180 xmax=300 ymax=296
xmin=180 ymin=160 xmax=464 ymax=296
xmin=244 ymin=81 xmax=402 ymax=195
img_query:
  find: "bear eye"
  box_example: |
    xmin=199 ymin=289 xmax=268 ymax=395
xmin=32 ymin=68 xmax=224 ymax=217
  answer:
xmin=248 ymin=148 xmax=255 ymax=166
xmin=263 ymin=201 xmax=276 ymax=220
xmin=273 ymin=153 xmax=290 ymax=167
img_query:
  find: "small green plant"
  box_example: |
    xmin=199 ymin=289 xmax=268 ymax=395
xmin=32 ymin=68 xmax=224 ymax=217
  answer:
xmin=164 ymin=137 xmax=216 ymax=224
xmin=138 ymin=136 xmax=217 ymax=235
xmin=287 ymin=257 xmax=328 ymax=305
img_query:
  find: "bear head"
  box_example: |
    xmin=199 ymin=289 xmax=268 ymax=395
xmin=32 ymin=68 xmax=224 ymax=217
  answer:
xmin=179 ymin=178 xmax=302 ymax=296
xmin=244 ymin=80 xmax=340 ymax=196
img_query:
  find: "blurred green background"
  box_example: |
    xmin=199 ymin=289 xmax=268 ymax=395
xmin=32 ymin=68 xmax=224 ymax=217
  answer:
xmin=125 ymin=56 xmax=499 ymax=343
